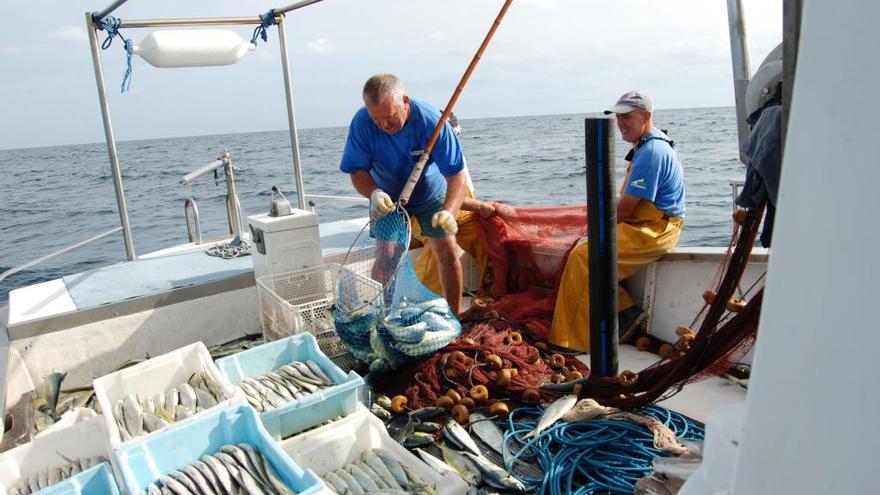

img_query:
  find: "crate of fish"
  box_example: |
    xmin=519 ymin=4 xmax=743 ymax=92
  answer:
xmin=113 ymin=404 xmax=327 ymax=495
xmin=281 ymin=404 xmax=468 ymax=495
xmin=255 ymin=263 xmax=365 ymax=371
xmin=0 ymin=415 xmax=118 ymax=495
xmin=214 ymin=332 xmax=364 ymax=440
xmin=93 ymin=341 xmax=239 ymax=448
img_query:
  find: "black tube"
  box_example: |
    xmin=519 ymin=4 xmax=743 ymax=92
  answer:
xmin=585 ymin=117 xmax=618 ymax=377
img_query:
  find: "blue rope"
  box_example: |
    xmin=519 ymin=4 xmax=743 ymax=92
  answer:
xmin=93 ymin=14 xmax=133 ymax=93
xmin=502 ymin=404 xmax=705 ymax=494
xmin=250 ymin=10 xmax=278 ymax=45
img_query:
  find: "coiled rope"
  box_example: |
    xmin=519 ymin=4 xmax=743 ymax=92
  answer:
xmin=503 ymin=405 xmax=704 ymax=494
xmin=251 ymin=10 xmax=278 ymax=45
xmin=93 ymin=15 xmax=134 ymax=93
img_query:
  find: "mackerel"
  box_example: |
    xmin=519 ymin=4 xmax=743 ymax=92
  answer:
xmin=414 ymin=448 xmax=456 ymax=476
xmin=362 ymin=450 xmax=401 ymax=489
xmin=354 ymin=461 xmax=388 ymax=489
xmin=525 ymin=395 xmax=577 ymax=438
xmin=336 ymin=469 xmax=365 ymax=495
xmin=444 ymin=420 xmax=481 ymax=456
xmin=462 ymin=451 xmax=526 ymax=492
xmin=324 ymin=471 xmax=346 ymax=494
xmin=468 ymin=413 xmax=505 ymax=455
xmin=305 ymin=360 xmax=334 ymax=385
xmin=347 ymin=464 xmax=379 ymax=491
xmin=373 ymin=449 xmax=408 ymax=487
xmin=440 ymin=443 xmax=481 ymax=486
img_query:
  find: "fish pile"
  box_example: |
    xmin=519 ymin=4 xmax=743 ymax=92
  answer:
xmin=7 ymin=457 xmax=106 ymax=495
xmin=113 ymin=371 xmax=226 ymax=441
xmin=142 ymin=444 xmax=296 ymax=495
xmin=235 ymin=361 xmax=334 ymax=413
xmin=321 ymin=449 xmax=438 ymax=495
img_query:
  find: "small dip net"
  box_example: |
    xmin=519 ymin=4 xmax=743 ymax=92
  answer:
xmin=333 ymin=207 xmax=461 ymax=371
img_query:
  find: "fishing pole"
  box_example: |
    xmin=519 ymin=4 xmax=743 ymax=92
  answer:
xmin=398 ymin=0 xmax=514 ymax=206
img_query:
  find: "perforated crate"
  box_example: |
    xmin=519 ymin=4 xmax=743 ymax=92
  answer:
xmin=256 ymin=263 xmax=362 ymax=372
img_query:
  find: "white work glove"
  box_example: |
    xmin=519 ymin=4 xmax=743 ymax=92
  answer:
xmin=431 ymin=209 xmax=458 ymax=236
xmin=370 ymin=189 xmax=395 ymax=224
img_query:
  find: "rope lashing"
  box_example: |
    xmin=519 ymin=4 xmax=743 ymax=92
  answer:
xmin=250 ymin=10 xmax=278 ymax=45
xmin=93 ymin=14 xmax=134 ymax=93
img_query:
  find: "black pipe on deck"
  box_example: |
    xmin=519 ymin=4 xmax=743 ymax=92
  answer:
xmin=585 ymin=117 xmax=618 ymax=377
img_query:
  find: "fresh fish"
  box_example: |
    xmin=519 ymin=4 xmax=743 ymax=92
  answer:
xmin=200 ymin=371 xmax=224 ymax=401
xmin=221 ymin=444 xmax=271 ymax=492
xmin=468 ymin=413 xmax=505 ymax=455
xmin=403 ymin=432 xmax=435 ymax=448
xmin=158 ymin=475 xmax=191 ymax=495
xmin=305 ymin=360 xmax=333 ymax=385
xmin=146 ymin=482 xmax=163 ymax=495
xmin=194 ymin=387 xmax=218 ymax=409
xmin=401 ymin=464 xmax=438 ymax=495
xmin=440 ymin=443 xmax=482 ymax=486
xmin=375 ymin=396 xmax=393 ymax=410
xmin=178 ymin=384 xmax=198 ymax=410
xmin=415 ymin=448 xmax=456 ymax=476
xmin=175 ymin=404 xmax=194 ymax=422
xmin=188 ymin=372 xmax=207 ymax=393
xmin=216 ymin=452 xmax=263 ymax=495
xmin=42 ymin=371 xmax=67 ymax=420
xmin=261 ymin=455 xmax=295 ymax=495
xmin=336 ymin=469 xmax=364 ymax=495
xmin=47 ymin=466 xmax=63 ymax=486
xmin=143 ymin=395 xmax=157 ymax=415
xmin=353 ymin=461 xmax=388 ymax=489
xmin=413 ymin=421 xmax=442 ymax=434
xmin=444 ymin=420 xmax=481 ymax=456
xmin=238 ymin=443 xmax=272 ymax=489
xmin=180 ymin=464 xmax=215 ymax=495
xmin=192 ymin=460 xmax=225 ymax=495
xmin=373 ymin=449 xmax=408 ymax=487
xmin=347 ymin=464 xmax=379 ymax=491
xmin=166 ymin=388 xmax=180 ymax=416
xmin=202 ymin=455 xmax=234 ymax=495
xmin=288 ymin=363 xmax=324 ymax=385
xmin=525 ymin=395 xmax=577 ymax=438
xmin=362 ymin=450 xmax=401 ymax=489
xmin=142 ymin=412 xmax=170 ymax=433
xmin=462 ymin=451 xmax=526 ymax=492
xmin=384 ymin=319 xmax=429 ymax=343
xmin=121 ymin=394 xmax=144 ymax=437
xmin=114 ymin=400 xmax=132 ymax=441
xmin=169 ymin=470 xmax=200 ymax=494
xmin=324 ymin=471 xmax=348 ymax=494
xmin=371 ymin=404 xmax=393 ymax=421
xmin=407 ymin=407 xmax=446 ymax=421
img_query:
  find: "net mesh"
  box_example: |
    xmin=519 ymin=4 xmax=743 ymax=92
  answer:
xmin=333 ymin=208 xmax=461 ymax=371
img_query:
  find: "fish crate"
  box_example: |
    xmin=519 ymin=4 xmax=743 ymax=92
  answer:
xmin=281 ymin=405 xmax=468 ymax=495
xmin=255 ymin=263 xmax=367 ymax=372
xmin=113 ymin=404 xmax=327 ymax=495
xmin=214 ymin=332 xmax=364 ymax=440
xmin=0 ymin=415 xmax=118 ymax=495
xmin=93 ymin=341 xmax=240 ymax=449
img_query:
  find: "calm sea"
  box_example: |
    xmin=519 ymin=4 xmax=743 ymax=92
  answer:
xmin=0 ymin=107 xmax=742 ymax=305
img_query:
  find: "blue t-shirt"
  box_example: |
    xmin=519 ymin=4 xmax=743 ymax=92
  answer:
xmin=339 ymin=97 xmax=464 ymax=209
xmin=624 ymin=129 xmax=686 ymax=217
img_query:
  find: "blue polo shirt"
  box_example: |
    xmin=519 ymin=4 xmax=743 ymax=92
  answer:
xmin=625 ymin=129 xmax=686 ymax=217
xmin=340 ymin=97 xmax=464 ymax=209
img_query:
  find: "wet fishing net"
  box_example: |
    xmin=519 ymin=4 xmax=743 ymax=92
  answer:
xmin=333 ymin=208 xmax=461 ymax=371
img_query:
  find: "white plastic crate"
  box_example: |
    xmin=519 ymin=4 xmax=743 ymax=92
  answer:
xmin=256 ymin=263 xmax=364 ymax=372
xmin=0 ymin=415 xmax=116 ymax=494
xmin=93 ymin=341 xmax=239 ymax=449
xmin=281 ymin=405 xmax=468 ymax=495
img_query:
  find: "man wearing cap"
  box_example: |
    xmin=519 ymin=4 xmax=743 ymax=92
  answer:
xmin=549 ymin=90 xmax=686 ymax=352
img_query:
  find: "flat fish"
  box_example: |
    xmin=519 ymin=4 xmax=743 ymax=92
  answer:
xmin=524 ymin=395 xmax=577 ymax=438
xmin=468 ymin=413 xmax=505 ymax=455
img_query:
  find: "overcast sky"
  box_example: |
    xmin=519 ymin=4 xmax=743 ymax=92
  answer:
xmin=0 ymin=0 xmax=781 ymax=149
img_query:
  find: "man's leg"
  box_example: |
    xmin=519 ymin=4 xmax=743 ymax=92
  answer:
xmin=427 ymin=235 xmax=463 ymax=314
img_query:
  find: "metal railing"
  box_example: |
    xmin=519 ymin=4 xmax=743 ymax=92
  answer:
xmin=184 ymin=198 xmax=203 ymax=243
xmin=0 ymin=227 xmax=123 ymax=284
xmin=304 ymin=193 xmax=368 ymax=213
xmin=729 ymin=180 xmax=745 ymax=212
xmin=180 ymin=149 xmax=245 ymax=242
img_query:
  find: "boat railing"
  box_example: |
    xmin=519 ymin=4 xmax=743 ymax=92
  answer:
xmin=729 ymin=180 xmax=745 ymax=212
xmin=304 ymin=194 xmax=368 ymax=213
xmin=0 ymin=226 xmax=123 ymax=284
xmin=180 ymin=149 xmax=245 ymax=242
xmin=183 ymin=198 xmax=203 ymax=244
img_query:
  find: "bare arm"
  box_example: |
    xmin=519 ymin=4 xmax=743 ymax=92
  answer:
xmin=350 ymin=169 xmax=379 ymax=198
xmin=443 ymin=171 xmax=467 ymax=216
xmin=461 ymin=196 xmax=496 ymax=218
xmin=617 ymin=193 xmax=641 ymax=224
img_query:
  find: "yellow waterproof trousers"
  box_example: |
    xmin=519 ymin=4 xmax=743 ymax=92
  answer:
xmin=548 ymin=201 xmax=683 ymax=352
xmin=411 ymin=209 xmax=489 ymax=302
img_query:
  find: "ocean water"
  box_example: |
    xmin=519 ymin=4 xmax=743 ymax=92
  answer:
xmin=0 ymin=107 xmax=742 ymax=305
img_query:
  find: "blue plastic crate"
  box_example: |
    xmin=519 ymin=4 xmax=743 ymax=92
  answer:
xmin=39 ymin=463 xmax=120 ymax=495
xmin=215 ymin=333 xmax=364 ymax=439
xmin=113 ymin=405 xmax=325 ymax=495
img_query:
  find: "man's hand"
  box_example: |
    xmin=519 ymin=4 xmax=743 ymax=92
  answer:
xmin=370 ymin=189 xmax=395 ymax=224
xmin=473 ymin=200 xmax=496 ymax=218
xmin=431 ymin=209 xmax=458 ymax=236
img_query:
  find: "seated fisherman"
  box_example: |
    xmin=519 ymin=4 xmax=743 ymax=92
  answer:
xmin=549 ymin=90 xmax=686 ymax=352
xmin=411 ymin=111 xmax=494 ymax=308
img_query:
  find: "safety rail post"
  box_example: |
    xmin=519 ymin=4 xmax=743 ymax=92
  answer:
xmin=276 ymin=14 xmax=307 ymax=209
xmin=184 ymin=198 xmax=203 ymax=244
xmin=726 ymin=0 xmax=752 ymax=153
xmin=86 ymin=12 xmax=136 ymax=260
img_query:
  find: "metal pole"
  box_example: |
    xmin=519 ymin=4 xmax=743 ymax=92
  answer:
xmin=276 ymin=14 xmax=307 ymax=210
xmin=119 ymin=17 xmax=263 ymax=28
xmin=91 ymin=0 xmax=129 ymax=23
xmin=275 ymin=0 xmax=325 ymax=16
xmin=585 ymin=118 xmax=618 ymax=377
xmin=222 ymin=150 xmax=245 ymax=239
xmin=86 ymin=12 xmax=136 ymax=260
xmin=726 ymin=0 xmax=752 ymax=154
xmin=0 ymin=227 xmax=123 ymax=284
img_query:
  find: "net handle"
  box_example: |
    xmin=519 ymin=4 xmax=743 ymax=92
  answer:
xmin=398 ymin=0 xmax=515 ymax=206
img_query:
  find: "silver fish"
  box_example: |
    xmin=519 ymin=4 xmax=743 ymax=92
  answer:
xmin=180 ymin=465 xmax=214 ymax=495
xmin=42 ymin=371 xmax=67 ymax=420
xmin=353 ymin=461 xmax=388 ymax=489
xmin=143 ymin=412 xmax=170 ymax=433
xmin=192 ymin=460 xmax=225 ymax=495
xmin=121 ymin=394 xmax=144 ymax=437
xmin=462 ymin=451 xmax=526 ymax=492
xmin=194 ymin=387 xmax=218 ymax=409
xmin=178 ymin=384 xmax=198 ymax=410
xmin=468 ymin=413 xmax=505 ymax=455
xmin=336 ymin=469 xmax=364 ymax=495
xmin=166 ymin=388 xmax=180 ymax=416
xmin=216 ymin=452 xmax=263 ymax=495
xmin=324 ymin=471 xmax=347 ymax=494
xmin=202 ymin=455 xmax=234 ymax=495
xmin=290 ymin=362 xmax=324 ymax=384
xmin=444 ymin=420 xmax=481 ymax=456
xmin=200 ymin=371 xmax=224 ymax=401
xmin=238 ymin=443 xmax=272 ymax=489
xmin=262 ymin=455 xmax=294 ymax=495
xmin=440 ymin=443 xmax=481 ymax=486
xmin=362 ymin=450 xmax=401 ymax=489
xmin=306 ymin=360 xmax=333 ymax=386
xmin=168 ymin=470 xmax=200 ymax=494
xmin=401 ymin=464 xmax=438 ymax=495
xmin=159 ymin=475 xmax=192 ymax=495
xmin=347 ymin=464 xmax=379 ymax=492
xmin=525 ymin=395 xmax=577 ymax=438
xmin=415 ymin=448 xmax=456 ymax=476
xmin=220 ymin=445 xmax=270 ymax=492
xmin=146 ymin=482 xmax=163 ymax=495
xmin=373 ymin=449 xmax=408 ymax=487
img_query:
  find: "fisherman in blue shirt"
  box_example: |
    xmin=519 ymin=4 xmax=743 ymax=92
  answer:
xmin=340 ymin=73 xmax=468 ymax=313
xmin=550 ymin=90 xmax=686 ymax=351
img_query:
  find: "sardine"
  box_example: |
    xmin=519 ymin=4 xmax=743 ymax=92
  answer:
xmin=237 ymin=443 xmax=272 ymax=489
xmin=168 ymin=470 xmax=200 ymax=494
xmin=305 ymin=360 xmax=333 ymax=386
xmin=146 ymin=482 xmax=163 ymax=495
xmin=401 ymin=464 xmax=438 ymax=495
xmin=220 ymin=445 xmax=271 ymax=492
xmin=444 ymin=420 xmax=481 ymax=456
xmin=468 ymin=413 xmax=505 ymax=455
xmin=347 ymin=464 xmax=379 ymax=492
xmin=158 ymin=474 xmax=192 ymax=495
xmin=363 ymin=450 xmax=401 ymax=489
xmin=261 ymin=455 xmax=294 ymax=495
xmin=192 ymin=460 xmax=225 ymax=495
xmin=525 ymin=395 xmax=577 ymax=438
xmin=440 ymin=443 xmax=482 ymax=486
xmin=216 ymin=452 xmax=263 ymax=495
xmin=353 ymin=461 xmax=388 ymax=489
xmin=373 ymin=449 xmax=408 ymax=487
xmin=462 ymin=451 xmax=526 ymax=492
xmin=202 ymin=455 xmax=234 ymax=495
xmin=336 ymin=469 xmax=364 ymax=495
xmin=324 ymin=471 xmax=347 ymax=494
xmin=180 ymin=464 xmax=215 ymax=495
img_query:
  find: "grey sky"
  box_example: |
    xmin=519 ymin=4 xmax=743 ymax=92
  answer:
xmin=0 ymin=0 xmax=781 ymax=149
